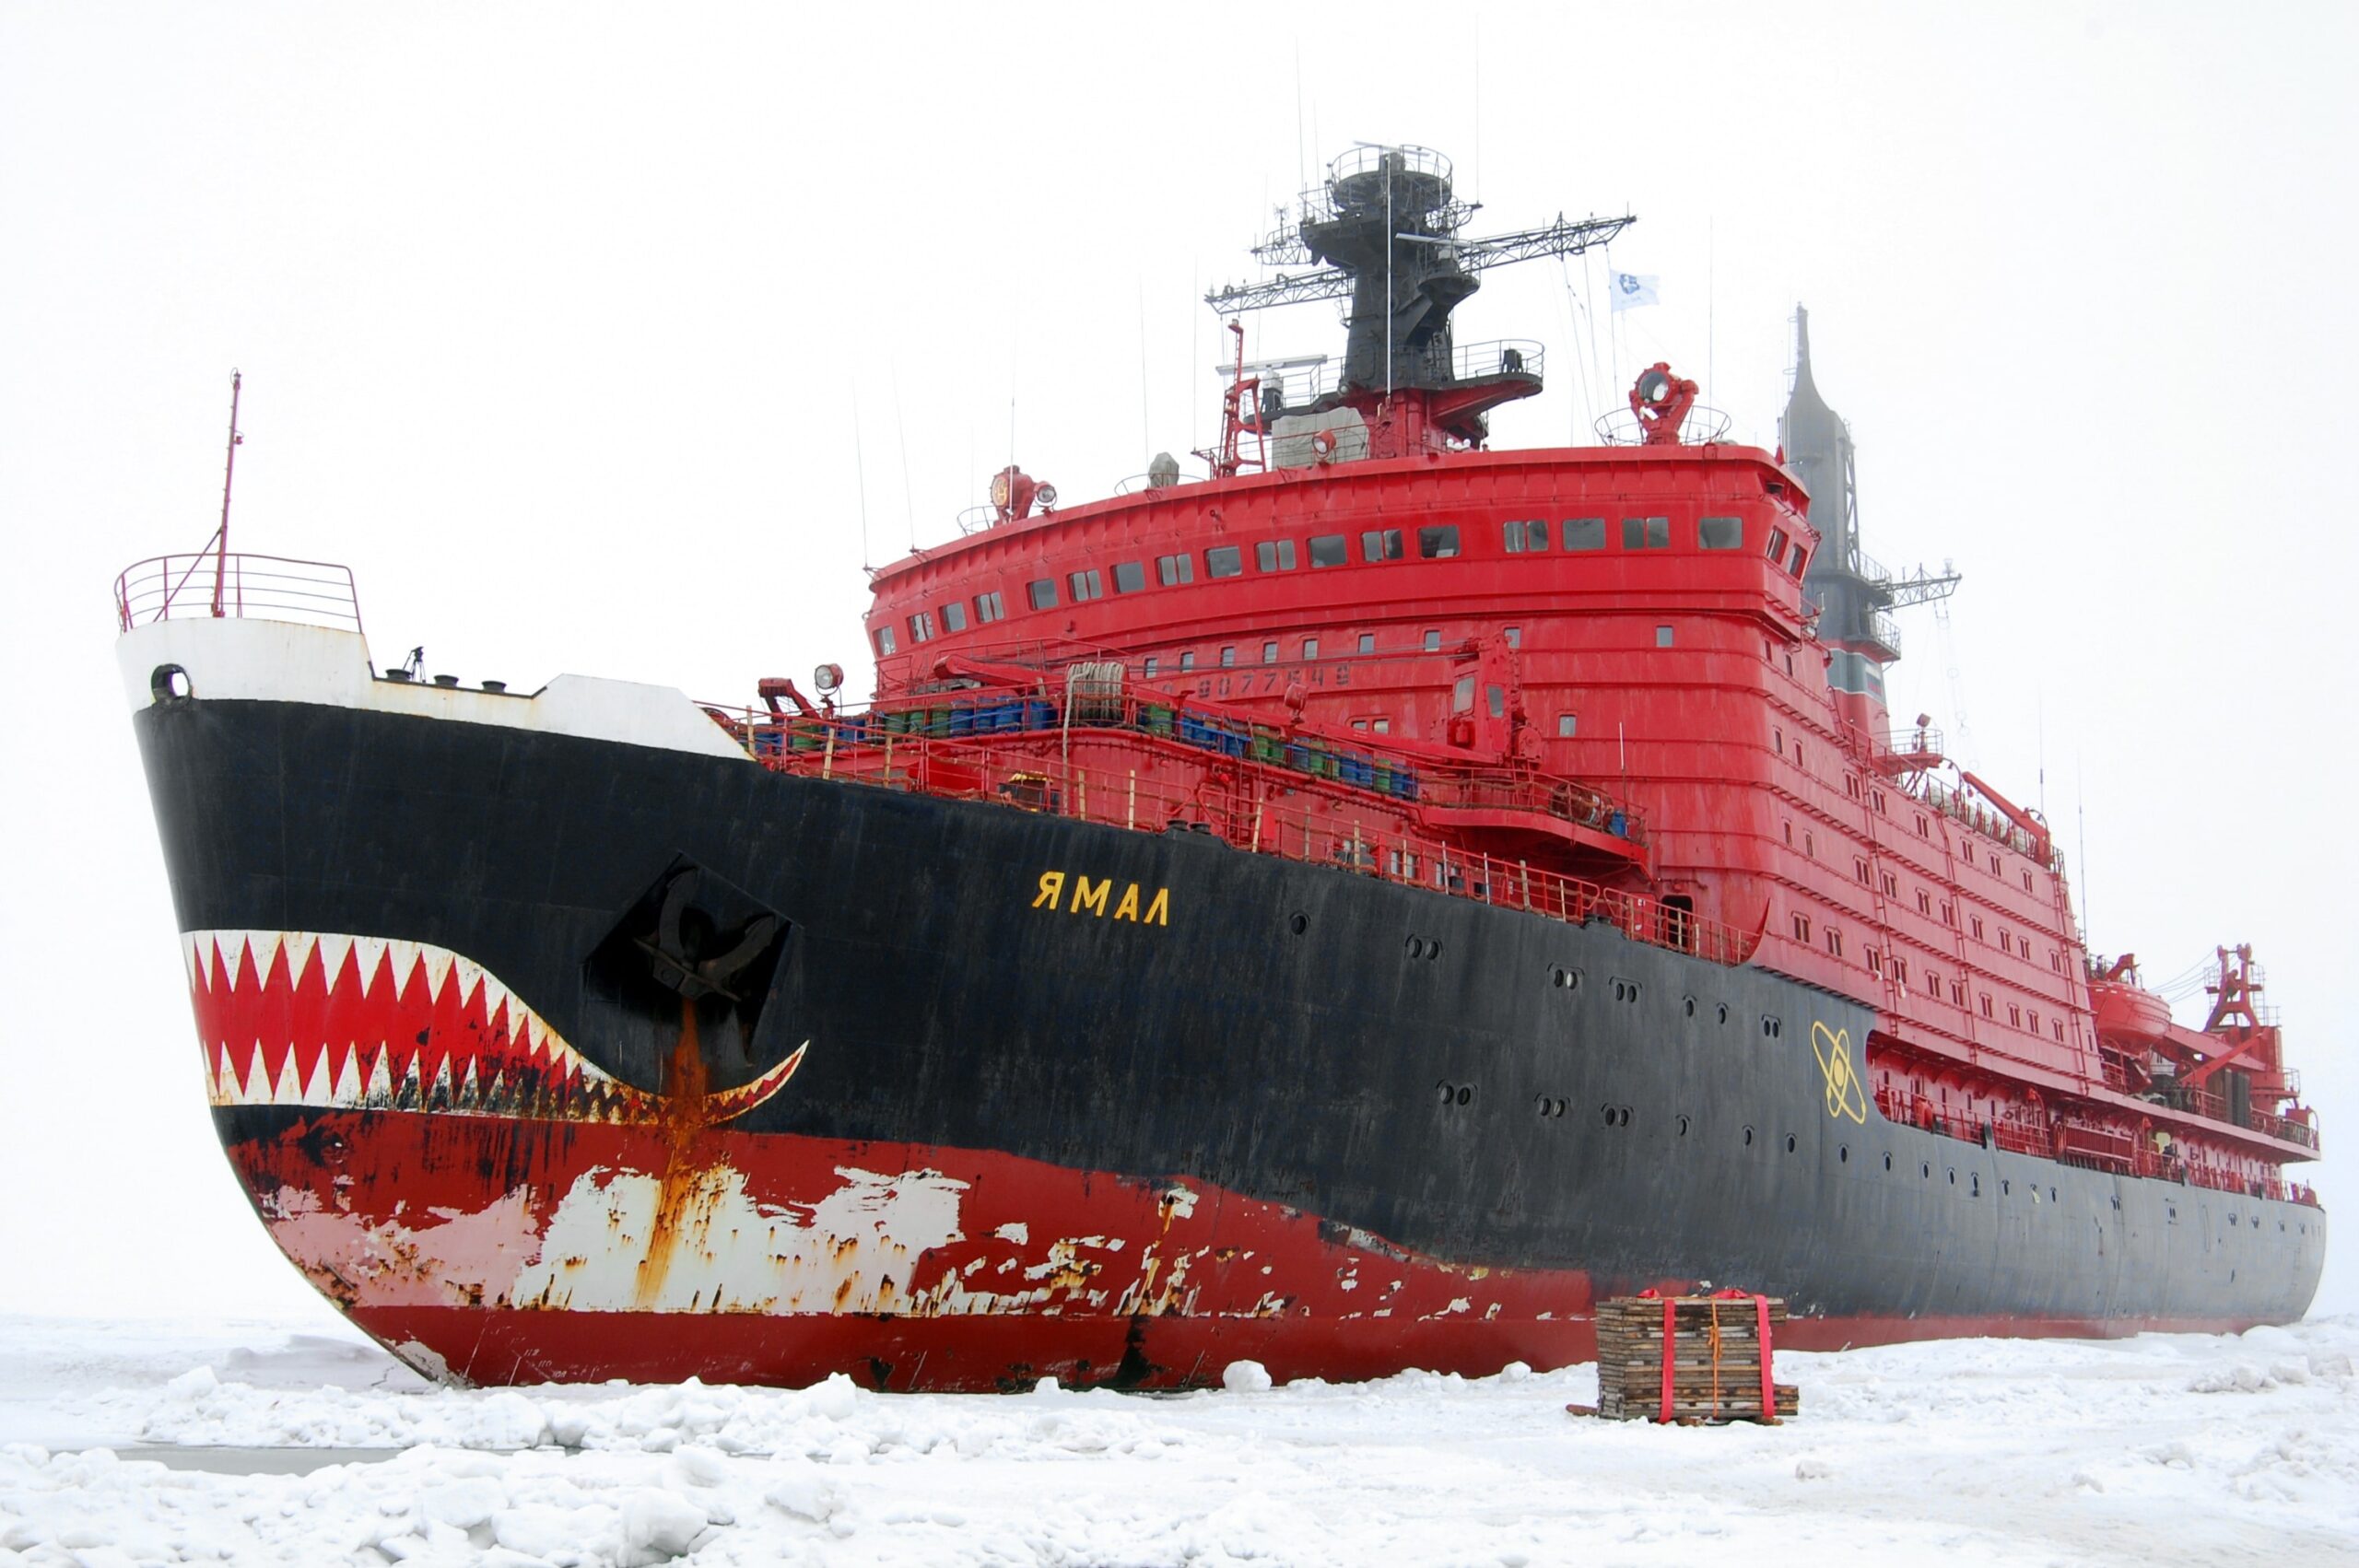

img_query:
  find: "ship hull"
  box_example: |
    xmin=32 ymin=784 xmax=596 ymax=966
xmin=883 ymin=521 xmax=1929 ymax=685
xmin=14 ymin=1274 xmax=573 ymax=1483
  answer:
xmin=131 ymin=679 xmax=2327 ymax=1390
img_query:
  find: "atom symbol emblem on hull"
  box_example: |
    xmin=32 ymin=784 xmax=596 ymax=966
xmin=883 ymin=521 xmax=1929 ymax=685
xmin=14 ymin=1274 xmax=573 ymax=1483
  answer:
xmin=1812 ymin=1021 xmax=1868 ymax=1124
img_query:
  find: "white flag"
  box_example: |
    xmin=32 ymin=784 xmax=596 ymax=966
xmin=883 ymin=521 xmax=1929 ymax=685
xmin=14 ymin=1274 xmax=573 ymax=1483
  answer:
xmin=1610 ymin=272 xmax=1659 ymax=311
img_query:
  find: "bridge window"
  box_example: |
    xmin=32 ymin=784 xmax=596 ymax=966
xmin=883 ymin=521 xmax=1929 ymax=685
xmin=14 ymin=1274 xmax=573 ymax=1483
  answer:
xmin=1143 ymin=657 xmax=1158 ymax=678
xmin=2054 ymin=1018 xmax=2066 ymax=1041
xmin=976 ymin=591 xmax=1005 ymax=624
xmin=1257 ymin=539 xmax=1297 ymax=571
xmin=1564 ymin=517 xmax=1606 ymax=550
xmin=1424 ymin=630 xmax=1441 ymax=651
xmin=1220 ymin=646 xmax=1236 ymax=668
xmin=1505 ymin=626 xmax=1521 ymax=648
xmin=940 ymin=601 xmax=968 ymax=633
xmin=1453 ymin=673 xmax=1475 ymax=712
xmin=1262 ymin=640 xmax=1278 ymax=663
xmin=1971 ymin=916 xmax=1985 ymax=940
xmin=2009 ymin=1003 xmax=2023 ymax=1027
xmin=1980 ymin=993 xmax=1993 ymax=1017
xmin=1826 ymin=929 xmax=1844 ymax=959
xmin=1624 ymin=517 xmax=1670 ymax=550
xmin=1027 ymin=579 xmax=1057 ymax=610
xmin=1418 ymin=525 xmax=1461 ymax=559
xmin=1302 ymin=637 xmax=1320 ymax=660
xmin=1557 ymin=714 xmax=1577 ymax=737
xmin=1766 ymin=526 xmax=1790 ymax=562
xmin=1917 ymin=890 xmax=1931 ymax=915
xmin=1789 ymin=543 xmax=1810 ymax=575
xmin=1309 ymin=533 xmax=1348 ymax=568
xmin=1655 ymin=625 xmax=1675 ymax=647
xmin=1363 ymin=528 xmax=1403 ymax=562
xmin=1206 ymin=545 xmax=1243 ymax=579
xmin=1113 ymin=560 xmax=1146 ymax=593
xmin=909 ymin=610 xmax=933 ymax=643
xmin=873 ymin=625 xmax=897 ymax=657
xmin=1069 ymin=569 xmax=1103 ymax=602
xmin=1487 ymin=685 xmax=1506 ymax=718
xmin=1503 ymin=520 xmax=1549 ymax=552
xmin=1792 ymin=914 xmax=1811 ymax=942
xmin=1156 ymin=554 xmax=1193 ymax=587
xmin=1358 ymin=633 xmax=1375 ymax=654
xmin=1180 ymin=651 xmax=1196 ymax=672
xmin=1699 ymin=516 xmax=1743 ymax=550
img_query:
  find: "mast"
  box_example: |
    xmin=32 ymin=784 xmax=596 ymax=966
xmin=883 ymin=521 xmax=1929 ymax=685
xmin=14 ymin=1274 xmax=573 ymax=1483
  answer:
xmin=211 ymin=369 xmax=243 ymax=618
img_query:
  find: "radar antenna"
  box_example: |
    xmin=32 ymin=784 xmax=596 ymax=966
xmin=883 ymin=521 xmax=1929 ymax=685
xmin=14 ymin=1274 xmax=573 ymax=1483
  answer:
xmin=1201 ymin=145 xmax=1632 ymax=459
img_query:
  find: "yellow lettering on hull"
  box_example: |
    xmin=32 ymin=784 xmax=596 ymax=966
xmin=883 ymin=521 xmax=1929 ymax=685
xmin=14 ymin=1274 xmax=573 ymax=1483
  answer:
xmin=1029 ymin=870 xmax=1170 ymax=927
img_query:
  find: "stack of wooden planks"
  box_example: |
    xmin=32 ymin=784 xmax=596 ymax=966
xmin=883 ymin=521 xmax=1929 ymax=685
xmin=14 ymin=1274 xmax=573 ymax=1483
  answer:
xmin=1582 ymin=1293 xmax=1800 ymax=1424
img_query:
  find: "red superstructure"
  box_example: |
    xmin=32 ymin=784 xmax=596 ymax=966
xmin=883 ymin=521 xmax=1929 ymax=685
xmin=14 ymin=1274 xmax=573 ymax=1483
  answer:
xmin=756 ymin=146 xmax=2318 ymax=1208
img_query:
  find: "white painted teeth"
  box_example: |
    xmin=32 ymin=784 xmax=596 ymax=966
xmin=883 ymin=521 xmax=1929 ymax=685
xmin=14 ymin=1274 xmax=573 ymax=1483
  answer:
xmin=181 ymin=928 xmax=805 ymax=1126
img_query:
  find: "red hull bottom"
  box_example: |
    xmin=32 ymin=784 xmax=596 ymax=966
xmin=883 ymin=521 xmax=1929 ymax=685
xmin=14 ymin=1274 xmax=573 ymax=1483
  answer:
xmin=221 ymin=1104 xmax=2274 ymax=1392
xmin=346 ymin=1303 xmax=2276 ymax=1393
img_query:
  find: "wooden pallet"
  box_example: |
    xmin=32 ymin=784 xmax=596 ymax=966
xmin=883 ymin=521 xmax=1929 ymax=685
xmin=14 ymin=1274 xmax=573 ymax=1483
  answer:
xmin=1581 ymin=1294 xmax=1799 ymax=1424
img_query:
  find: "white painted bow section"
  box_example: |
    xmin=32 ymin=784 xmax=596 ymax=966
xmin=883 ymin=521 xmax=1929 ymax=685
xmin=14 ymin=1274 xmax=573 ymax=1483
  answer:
xmin=118 ymin=616 xmax=748 ymax=760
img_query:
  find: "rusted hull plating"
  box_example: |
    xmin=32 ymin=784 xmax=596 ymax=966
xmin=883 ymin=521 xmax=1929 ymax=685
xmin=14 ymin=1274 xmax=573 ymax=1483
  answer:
xmin=194 ymin=926 xmax=2294 ymax=1390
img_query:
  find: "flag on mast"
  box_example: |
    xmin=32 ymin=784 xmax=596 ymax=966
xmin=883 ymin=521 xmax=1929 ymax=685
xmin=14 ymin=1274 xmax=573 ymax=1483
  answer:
xmin=1610 ymin=272 xmax=1659 ymax=311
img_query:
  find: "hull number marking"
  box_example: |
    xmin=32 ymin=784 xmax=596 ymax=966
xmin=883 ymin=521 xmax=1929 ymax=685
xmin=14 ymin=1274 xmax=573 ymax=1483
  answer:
xmin=1034 ymin=871 xmax=1169 ymax=924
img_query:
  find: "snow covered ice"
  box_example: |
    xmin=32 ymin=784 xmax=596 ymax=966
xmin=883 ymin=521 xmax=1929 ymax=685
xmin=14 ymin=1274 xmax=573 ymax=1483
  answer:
xmin=3 ymin=1314 xmax=2356 ymax=1566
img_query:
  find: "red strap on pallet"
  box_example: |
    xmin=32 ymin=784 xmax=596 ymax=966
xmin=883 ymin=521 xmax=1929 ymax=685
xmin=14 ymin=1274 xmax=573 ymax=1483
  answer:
xmin=1659 ymin=1297 xmax=1676 ymax=1423
xmin=1755 ymin=1293 xmax=1777 ymax=1424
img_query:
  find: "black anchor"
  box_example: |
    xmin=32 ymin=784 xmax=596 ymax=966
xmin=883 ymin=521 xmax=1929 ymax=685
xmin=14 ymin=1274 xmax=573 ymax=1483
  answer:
xmin=631 ymin=867 xmax=781 ymax=1003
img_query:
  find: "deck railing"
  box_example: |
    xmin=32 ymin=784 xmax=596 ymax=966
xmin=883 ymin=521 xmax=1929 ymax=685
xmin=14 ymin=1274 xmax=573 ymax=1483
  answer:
xmin=732 ymin=700 xmax=1745 ymax=966
xmin=1872 ymin=1083 xmax=2320 ymax=1202
xmin=115 ymin=552 xmax=363 ymax=635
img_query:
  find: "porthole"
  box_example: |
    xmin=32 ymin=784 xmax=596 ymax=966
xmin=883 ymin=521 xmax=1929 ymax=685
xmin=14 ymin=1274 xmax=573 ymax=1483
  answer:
xmin=1601 ymin=1103 xmax=1618 ymax=1128
xmin=1288 ymin=912 xmax=1309 ymax=936
xmin=1613 ymin=979 xmax=1627 ymax=1001
xmin=1617 ymin=1106 xmax=1632 ymax=1128
xmin=1947 ymin=1169 xmax=1956 ymax=1186
xmin=1922 ymin=1163 xmax=1932 ymax=1180
xmin=1683 ymin=995 xmax=1696 ymax=1018
xmin=1743 ymin=1126 xmax=1755 ymax=1147
xmin=1884 ymin=1153 xmax=1894 ymax=1172
xmin=1676 ymin=1114 xmax=1691 ymax=1138
xmin=1785 ymin=1133 xmax=1798 ymax=1154
xmin=1716 ymin=1003 xmax=1729 ymax=1025
xmin=1438 ymin=1081 xmax=1454 ymax=1105
xmin=1970 ymin=1173 xmax=1981 ymax=1197
xmin=149 ymin=663 xmax=192 ymax=703
xmin=2001 ymin=1179 xmax=2012 ymax=1197
xmin=1455 ymin=1085 xmax=1472 ymax=1106
xmin=1838 ymin=1145 xmax=1848 ymax=1164
xmin=1427 ymin=941 xmax=1443 ymax=962
xmin=2050 ymin=1188 xmax=2059 ymax=1203
xmin=1407 ymin=937 xmax=1426 ymax=959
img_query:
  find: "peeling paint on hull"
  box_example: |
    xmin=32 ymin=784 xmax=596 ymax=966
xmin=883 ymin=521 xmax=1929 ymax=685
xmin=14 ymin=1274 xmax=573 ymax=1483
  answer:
xmin=135 ymin=693 xmax=2327 ymax=1388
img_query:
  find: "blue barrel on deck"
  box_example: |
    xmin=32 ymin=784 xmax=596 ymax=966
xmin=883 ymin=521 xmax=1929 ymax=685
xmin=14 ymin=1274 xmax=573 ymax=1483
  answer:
xmin=1025 ymin=700 xmax=1053 ymax=730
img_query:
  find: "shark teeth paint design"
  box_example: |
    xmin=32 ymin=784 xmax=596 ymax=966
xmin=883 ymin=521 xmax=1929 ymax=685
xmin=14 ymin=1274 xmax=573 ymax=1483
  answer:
xmin=182 ymin=929 xmax=806 ymax=1125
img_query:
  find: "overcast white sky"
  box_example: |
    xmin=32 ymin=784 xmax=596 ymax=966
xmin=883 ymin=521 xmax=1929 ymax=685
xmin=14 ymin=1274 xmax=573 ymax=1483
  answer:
xmin=4 ymin=2 xmax=2353 ymax=1321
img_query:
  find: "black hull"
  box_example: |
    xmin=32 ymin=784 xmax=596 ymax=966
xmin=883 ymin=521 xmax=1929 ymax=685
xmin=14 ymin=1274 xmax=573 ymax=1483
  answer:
xmin=135 ymin=693 xmax=2326 ymax=1367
